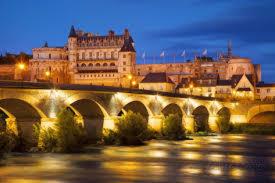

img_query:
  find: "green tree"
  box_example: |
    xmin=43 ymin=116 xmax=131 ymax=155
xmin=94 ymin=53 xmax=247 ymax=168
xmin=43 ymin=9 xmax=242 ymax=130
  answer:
xmin=161 ymin=114 xmax=186 ymax=140
xmin=115 ymin=111 xmax=148 ymax=145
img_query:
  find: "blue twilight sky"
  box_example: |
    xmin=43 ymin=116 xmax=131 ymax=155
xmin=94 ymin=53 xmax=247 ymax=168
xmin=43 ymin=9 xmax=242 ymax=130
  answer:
xmin=0 ymin=0 xmax=275 ymax=82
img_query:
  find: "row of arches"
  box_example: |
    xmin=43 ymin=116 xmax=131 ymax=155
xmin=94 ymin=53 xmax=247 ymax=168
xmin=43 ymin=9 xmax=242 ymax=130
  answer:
xmin=0 ymin=97 xmax=274 ymax=143
xmin=77 ymin=62 xmax=116 ymax=67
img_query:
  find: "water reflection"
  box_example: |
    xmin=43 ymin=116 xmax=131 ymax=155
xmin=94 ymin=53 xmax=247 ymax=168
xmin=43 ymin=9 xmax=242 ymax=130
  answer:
xmin=0 ymin=134 xmax=273 ymax=183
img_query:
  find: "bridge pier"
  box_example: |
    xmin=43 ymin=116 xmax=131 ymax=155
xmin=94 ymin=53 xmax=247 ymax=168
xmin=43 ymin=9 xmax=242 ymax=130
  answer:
xmin=103 ymin=116 xmax=118 ymax=130
xmin=183 ymin=115 xmax=195 ymax=133
xmin=148 ymin=115 xmax=163 ymax=132
xmin=208 ymin=115 xmax=219 ymax=132
xmin=230 ymin=114 xmax=247 ymax=124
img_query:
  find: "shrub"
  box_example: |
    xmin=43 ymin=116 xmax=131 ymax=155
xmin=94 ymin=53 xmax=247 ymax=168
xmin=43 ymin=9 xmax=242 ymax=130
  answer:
xmin=102 ymin=129 xmax=118 ymax=145
xmin=216 ymin=117 xmax=231 ymax=133
xmin=0 ymin=131 xmax=17 ymax=154
xmin=38 ymin=127 xmax=58 ymax=152
xmin=37 ymin=108 xmax=88 ymax=152
xmin=230 ymin=123 xmax=275 ymax=135
xmin=161 ymin=114 xmax=186 ymax=140
xmin=115 ymin=111 xmax=148 ymax=145
xmin=55 ymin=109 xmax=87 ymax=152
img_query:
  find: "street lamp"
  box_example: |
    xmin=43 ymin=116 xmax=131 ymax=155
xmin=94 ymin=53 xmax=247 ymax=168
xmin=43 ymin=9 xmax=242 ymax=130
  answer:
xmin=131 ymin=80 xmax=137 ymax=88
xmin=45 ymin=71 xmax=51 ymax=82
xmin=127 ymin=74 xmax=133 ymax=88
xmin=17 ymin=63 xmax=26 ymax=80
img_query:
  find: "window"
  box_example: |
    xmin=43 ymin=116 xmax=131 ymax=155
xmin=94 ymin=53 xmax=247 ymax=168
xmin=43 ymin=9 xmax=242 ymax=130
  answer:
xmin=49 ymin=54 xmax=51 ymax=59
xmin=96 ymin=63 xmax=100 ymax=67
xmin=88 ymin=63 xmax=93 ymax=67
xmin=76 ymin=53 xmax=79 ymax=60
xmin=111 ymin=51 xmax=114 ymax=59
xmin=123 ymin=61 xmax=126 ymax=65
xmin=267 ymin=88 xmax=270 ymax=93
xmin=103 ymin=63 xmax=108 ymax=67
xmin=38 ymin=54 xmax=39 ymax=59
xmin=123 ymin=54 xmax=126 ymax=58
xmin=82 ymin=52 xmax=85 ymax=60
xmin=60 ymin=54 xmax=62 ymax=59
xmin=104 ymin=52 xmax=107 ymax=59
xmin=96 ymin=52 xmax=99 ymax=59
xmin=81 ymin=63 xmax=86 ymax=67
xmin=89 ymin=52 xmax=92 ymax=58
xmin=123 ymin=68 xmax=126 ymax=71
xmin=110 ymin=63 xmax=115 ymax=66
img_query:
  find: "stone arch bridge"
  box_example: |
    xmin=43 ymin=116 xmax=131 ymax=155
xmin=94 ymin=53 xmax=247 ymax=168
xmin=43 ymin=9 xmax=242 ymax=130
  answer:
xmin=0 ymin=81 xmax=274 ymax=141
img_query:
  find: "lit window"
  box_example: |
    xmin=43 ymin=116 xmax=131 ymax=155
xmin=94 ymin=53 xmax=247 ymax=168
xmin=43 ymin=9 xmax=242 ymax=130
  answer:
xmin=123 ymin=54 xmax=126 ymax=58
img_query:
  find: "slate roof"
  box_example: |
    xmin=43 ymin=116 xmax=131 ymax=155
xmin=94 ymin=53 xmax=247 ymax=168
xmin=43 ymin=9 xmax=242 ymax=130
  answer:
xmin=120 ymin=38 xmax=136 ymax=52
xmin=68 ymin=25 xmax=77 ymax=38
xmin=217 ymin=80 xmax=231 ymax=86
xmin=231 ymin=74 xmax=254 ymax=87
xmin=141 ymin=72 xmax=174 ymax=84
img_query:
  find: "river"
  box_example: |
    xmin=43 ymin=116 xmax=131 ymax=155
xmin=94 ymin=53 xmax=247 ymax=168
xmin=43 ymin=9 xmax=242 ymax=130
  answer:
xmin=0 ymin=135 xmax=274 ymax=183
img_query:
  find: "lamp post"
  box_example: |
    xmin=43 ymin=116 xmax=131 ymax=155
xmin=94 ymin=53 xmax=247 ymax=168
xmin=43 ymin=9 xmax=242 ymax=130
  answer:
xmin=131 ymin=80 xmax=137 ymax=88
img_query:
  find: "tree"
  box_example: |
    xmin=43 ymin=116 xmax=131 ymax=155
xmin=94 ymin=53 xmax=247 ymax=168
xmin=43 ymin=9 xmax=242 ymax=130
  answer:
xmin=161 ymin=114 xmax=186 ymax=140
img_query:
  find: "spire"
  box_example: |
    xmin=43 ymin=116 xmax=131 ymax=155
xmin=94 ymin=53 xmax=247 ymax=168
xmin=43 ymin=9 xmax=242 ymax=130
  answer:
xmin=228 ymin=40 xmax=232 ymax=58
xmin=120 ymin=38 xmax=136 ymax=52
xmin=68 ymin=25 xmax=77 ymax=38
xmin=43 ymin=41 xmax=48 ymax=48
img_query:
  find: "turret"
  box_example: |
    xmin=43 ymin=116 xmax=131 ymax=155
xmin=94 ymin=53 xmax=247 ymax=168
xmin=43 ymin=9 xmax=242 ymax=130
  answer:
xmin=68 ymin=25 xmax=77 ymax=61
xmin=118 ymin=36 xmax=136 ymax=86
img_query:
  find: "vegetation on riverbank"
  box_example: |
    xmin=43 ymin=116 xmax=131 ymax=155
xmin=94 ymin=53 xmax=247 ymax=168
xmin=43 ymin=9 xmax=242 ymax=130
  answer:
xmin=37 ymin=109 xmax=88 ymax=152
xmin=103 ymin=112 xmax=187 ymax=145
xmin=229 ymin=123 xmax=275 ymax=135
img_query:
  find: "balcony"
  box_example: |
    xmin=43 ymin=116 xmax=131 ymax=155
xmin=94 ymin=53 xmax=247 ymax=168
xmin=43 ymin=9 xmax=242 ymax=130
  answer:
xmin=77 ymin=66 xmax=118 ymax=73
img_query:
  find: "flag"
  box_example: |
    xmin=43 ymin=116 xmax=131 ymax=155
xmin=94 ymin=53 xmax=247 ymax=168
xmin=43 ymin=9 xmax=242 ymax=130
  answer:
xmin=160 ymin=51 xmax=165 ymax=57
xmin=202 ymin=49 xmax=207 ymax=56
xmin=181 ymin=50 xmax=186 ymax=57
xmin=142 ymin=52 xmax=146 ymax=59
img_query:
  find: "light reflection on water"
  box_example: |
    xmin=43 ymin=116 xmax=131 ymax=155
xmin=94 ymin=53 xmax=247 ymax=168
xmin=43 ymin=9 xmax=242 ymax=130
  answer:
xmin=0 ymin=134 xmax=274 ymax=183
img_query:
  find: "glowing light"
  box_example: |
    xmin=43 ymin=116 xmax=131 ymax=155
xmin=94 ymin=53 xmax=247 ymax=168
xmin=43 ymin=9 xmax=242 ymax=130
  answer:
xmin=45 ymin=71 xmax=50 ymax=77
xmin=181 ymin=151 xmax=202 ymax=160
xmin=228 ymin=154 xmax=244 ymax=163
xmin=148 ymin=150 xmax=167 ymax=158
xmin=209 ymin=167 xmax=222 ymax=176
xmin=127 ymin=74 xmax=133 ymax=80
xmin=49 ymin=111 xmax=56 ymax=118
xmin=181 ymin=167 xmax=202 ymax=174
xmin=131 ymin=80 xmax=137 ymax=86
xmin=230 ymin=168 xmax=244 ymax=178
xmin=208 ymin=154 xmax=224 ymax=161
xmin=18 ymin=63 xmax=25 ymax=70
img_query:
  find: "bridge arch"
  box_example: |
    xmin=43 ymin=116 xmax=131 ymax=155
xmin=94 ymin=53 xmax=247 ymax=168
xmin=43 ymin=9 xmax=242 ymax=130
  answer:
xmin=0 ymin=98 xmax=44 ymax=142
xmin=161 ymin=103 xmax=183 ymax=117
xmin=192 ymin=105 xmax=209 ymax=132
xmin=69 ymin=99 xmax=109 ymax=139
xmin=247 ymin=104 xmax=275 ymax=123
xmin=118 ymin=101 xmax=150 ymax=122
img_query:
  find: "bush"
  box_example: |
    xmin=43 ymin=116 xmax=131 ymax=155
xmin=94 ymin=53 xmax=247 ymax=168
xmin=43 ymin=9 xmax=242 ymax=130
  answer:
xmin=102 ymin=129 xmax=118 ymax=145
xmin=37 ymin=108 xmax=88 ymax=152
xmin=230 ymin=123 xmax=275 ymax=135
xmin=55 ymin=109 xmax=87 ymax=152
xmin=161 ymin=114 xmax=186 ymax=140
xmin=38 ymin=127 xmax=58 ymax=152
xmin=0 ymin=131 xmax=17 ymax=154
xmin=216 ymin=117 xmax=231 ymax=133
xmin=115 ymin=111 xmax=148 ymax=145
